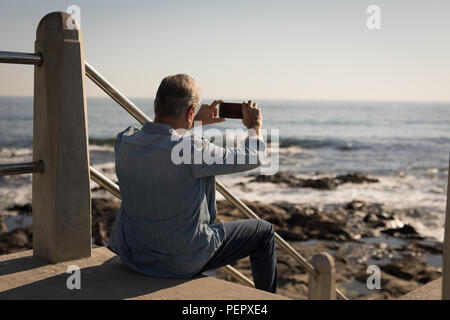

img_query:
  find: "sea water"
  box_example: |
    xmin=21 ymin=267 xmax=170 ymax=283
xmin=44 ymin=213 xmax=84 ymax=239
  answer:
xmin=0 ymin=97 xmax=449 ymax=240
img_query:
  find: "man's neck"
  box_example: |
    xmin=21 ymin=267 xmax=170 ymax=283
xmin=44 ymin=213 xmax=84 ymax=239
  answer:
xmin=154 ymin=116 xmax=190 ymax=132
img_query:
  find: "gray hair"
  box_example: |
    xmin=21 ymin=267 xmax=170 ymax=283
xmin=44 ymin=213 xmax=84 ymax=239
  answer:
xmin=154 ymin=74 xmax=202 ymax=118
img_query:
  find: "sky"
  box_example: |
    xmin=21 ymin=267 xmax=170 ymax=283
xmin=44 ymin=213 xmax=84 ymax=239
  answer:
xmin=0 ymin=0 xmax=450 ymax=101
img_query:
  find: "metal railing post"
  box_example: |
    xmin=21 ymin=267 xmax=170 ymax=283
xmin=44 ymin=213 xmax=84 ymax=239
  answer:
xmin=33 ymin=12 xmax=91 ymax=263
xmin=443 ymin=155 xmax=450 ymax=300
xmin=308 ymin=252 xmax=336 ymax=300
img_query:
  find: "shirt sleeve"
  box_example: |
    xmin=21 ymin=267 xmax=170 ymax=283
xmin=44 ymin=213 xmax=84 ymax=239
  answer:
xmin=189 ymin=133 xmax=266 ymax=179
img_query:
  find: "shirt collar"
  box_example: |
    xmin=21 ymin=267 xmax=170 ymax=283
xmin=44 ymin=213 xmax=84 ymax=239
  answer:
xmin=142 ymin=121 xmax=177 ymax=136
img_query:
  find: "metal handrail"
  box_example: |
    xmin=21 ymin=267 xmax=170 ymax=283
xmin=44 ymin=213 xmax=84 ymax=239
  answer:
xmin=0 ymin=50 xmax=253 ymax=290
xmin=0 ymin=161 xmax=44 ymax=176
xmin=0 ymin=50 xmax=346 ymax=298
xmin=84 ymin=61 xmax=347 ymax=300
xmin=0 ymin=51 xmax=42 ymax=65
xmin=215 ymin=181 xmax=318 ymax=276
xmin=85 ymin=62 xmax=151 ymax=124
xmin=216 ymin=181 xmax=347 ymax=300
xmin=89 ymin=165 xmax=254 ymax=288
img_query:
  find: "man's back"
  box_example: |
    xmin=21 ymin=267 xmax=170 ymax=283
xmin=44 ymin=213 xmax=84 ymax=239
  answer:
xmin=109 ymin=122 xmax=227 ymax=278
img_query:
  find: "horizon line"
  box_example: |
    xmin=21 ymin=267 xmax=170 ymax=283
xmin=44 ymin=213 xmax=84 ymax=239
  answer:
xmin=1 ymin=95 xmax=450 ymax=104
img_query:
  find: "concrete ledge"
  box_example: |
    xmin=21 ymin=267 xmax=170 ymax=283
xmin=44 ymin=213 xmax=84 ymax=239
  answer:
xmin=400 ymin=278 xmax=442 ymax=300
xmin=0 ymin=247 xmax=289 ymax=300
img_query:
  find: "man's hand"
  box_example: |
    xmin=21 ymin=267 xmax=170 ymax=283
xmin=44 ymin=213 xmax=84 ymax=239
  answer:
xmin=193 ymin=99 xmax=226 ymax=127
xmin=242 ymin=100 xmax=263 ymax=137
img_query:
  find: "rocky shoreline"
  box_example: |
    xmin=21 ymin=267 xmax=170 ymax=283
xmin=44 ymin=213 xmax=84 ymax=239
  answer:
xmin=248 ymin=172 xmax=380 ymax=190
xmin=0 ymin=172 xmax=443 ymax=300
xmin=215 ymin=199 xmax=442 ymax=299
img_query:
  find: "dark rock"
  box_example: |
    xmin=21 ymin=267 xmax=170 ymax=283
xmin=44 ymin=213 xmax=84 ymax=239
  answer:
xmin=363 ymin=213 xmax=389 ymax=228
xmin=414 ymin=241 xmax=443 ymax=255
xmin=286 ymin=212 xmax=308 ymax=227
xmin=0 ymin=218 xmax=7 ymax=234
xmin=346 ymin=200 xmax=366 ymax=211
xmin=375 ymin=211 xmax=394 ymax=220
xmin=0 ymin=198 xmax=122 ymax=253
xmin=399 ymin=240 xmax=443 ymax=255
xmin=334 ymin=242 xmax=396 ymax=264
xmin=93 ymin=221 xmax=108 ymax=246
xmin=250 ymin=172 xmax=338 ymax=190
xmin=382 ymin=224 xmax=423 ymax=239
xmin=381 ymin=257 xmax=441 ymax=284
xmin=249 ymin=172 xmax=378 ymax=190
xmin=244 ymin=201 xmax=288 ymax=219
xmin=249 ymin=172 xmax=300 ymax=186
xmin=0 ymin=227 xmax=33 ymax=254
xmin=218 ymin=200 xmax=354 ymax=242
xmin=6 ymin=203 xmax=33 ymax=216
xmin=91 ymin=198 xmax=121 ymax=245
xmin=235 ymin=182 xmax=253 ymax=192
xmin=300 ymin=178 xmax=337 ymax=190
xmin=335 ymin=173 xmax=379 ymax=184
xmin=277 ymin=203 xmax=318 ymax=216
xmin=1 ymin=195 xmax=442 ymax=301
xmin=353 ymin=266 xmax=420 ymax=297
xmin=276 ymin=229 xmax=308 ymax=241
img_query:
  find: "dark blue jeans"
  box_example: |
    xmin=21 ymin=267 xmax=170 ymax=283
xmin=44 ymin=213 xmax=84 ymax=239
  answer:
xmin=199 ymin=219 xmax=278 ymax=293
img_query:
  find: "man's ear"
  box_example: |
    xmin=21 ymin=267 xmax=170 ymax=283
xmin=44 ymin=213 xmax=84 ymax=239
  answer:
xmin=187 ymin=105 xmax=195 ymax=122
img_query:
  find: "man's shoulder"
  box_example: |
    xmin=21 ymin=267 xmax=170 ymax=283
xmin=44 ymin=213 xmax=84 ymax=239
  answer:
xmin=116 ymin=125 xmax=187 ymax=151
xmin=114 ymin=125 xmax=144 ymax=150
xmin=117 ymin=125 xmax=141 ymax=139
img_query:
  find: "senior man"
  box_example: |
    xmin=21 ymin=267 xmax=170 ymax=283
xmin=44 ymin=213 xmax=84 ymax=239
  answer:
xmin=109 ymin=74 xmax=277 ymax=293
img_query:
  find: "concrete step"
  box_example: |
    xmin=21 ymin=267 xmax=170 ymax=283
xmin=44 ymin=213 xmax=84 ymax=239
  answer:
xmin=399 ymin=278 xmax=442 ymax=300
xmin=0 ymin=247 xmax=290 ymax=300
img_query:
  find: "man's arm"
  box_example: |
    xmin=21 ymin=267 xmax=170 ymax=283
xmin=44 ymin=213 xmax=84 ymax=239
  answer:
xmin=190 ymin=100 xmax=265 ymax=179
xmin=191 ymin=99 xmax=226 ymax=128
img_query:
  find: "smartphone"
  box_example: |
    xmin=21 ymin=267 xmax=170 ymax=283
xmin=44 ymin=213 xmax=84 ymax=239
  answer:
xmin=219 ymin=102 xmax=243 ymax=119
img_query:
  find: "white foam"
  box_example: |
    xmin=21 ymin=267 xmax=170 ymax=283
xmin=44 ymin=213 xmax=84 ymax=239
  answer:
xmin=0 ymin=147 xmax=32 ymax=158
xmin=0 ymin=147 xmax=33 ymax=165
xmin=216 ymin=173 xmax=447 ymax=241
xmin=0 ymin=145 xmax=446 ymax=241
xmin=89 ymin=144 xmax=114 ymax=152
xmin=0 ymin=175 xmax=33 ymax=216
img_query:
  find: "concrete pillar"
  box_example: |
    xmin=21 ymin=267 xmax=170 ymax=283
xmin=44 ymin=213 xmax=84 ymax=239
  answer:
xmin=443 ymin=156 xmax=450 ymax=300
xmin=32 ymin=12 xmax=91 ymax=263
xmin=308 ymin=252 xmax=336 ymax=300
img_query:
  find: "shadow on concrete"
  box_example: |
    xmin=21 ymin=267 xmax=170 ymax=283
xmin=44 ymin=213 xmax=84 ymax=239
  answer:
xmin=0 ymin=255 xmax=47 ymax=277
xmin=0 ymin=255 xmax=200 ymax=299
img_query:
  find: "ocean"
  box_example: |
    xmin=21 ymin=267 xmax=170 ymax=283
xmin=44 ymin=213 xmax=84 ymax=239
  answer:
xmin=0 ymin=97 xmax=449 ymax=240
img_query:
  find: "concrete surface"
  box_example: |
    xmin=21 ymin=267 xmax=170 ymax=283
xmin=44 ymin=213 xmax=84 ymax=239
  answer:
xmin=0 ymin=247 xmax=290 ymax=300
xmin=400 ymin=278 xmax=442 ymax=300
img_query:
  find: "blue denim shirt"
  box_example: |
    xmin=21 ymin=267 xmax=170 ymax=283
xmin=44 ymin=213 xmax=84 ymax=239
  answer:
xmin=109 ymin=122 xmax=265 ymax=278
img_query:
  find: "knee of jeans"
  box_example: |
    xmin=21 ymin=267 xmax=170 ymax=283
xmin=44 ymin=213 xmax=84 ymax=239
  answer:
xmin=260 ymin=219 xmax=274 ymax=237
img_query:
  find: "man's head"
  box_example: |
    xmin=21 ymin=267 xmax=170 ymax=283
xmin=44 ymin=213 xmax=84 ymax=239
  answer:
xmin=154 ymin=74 xmax=201 ymax=129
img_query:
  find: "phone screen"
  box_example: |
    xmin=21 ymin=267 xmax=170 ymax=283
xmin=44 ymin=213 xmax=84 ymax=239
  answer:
xmin=219 ymin=103 xmax=243 ymax=119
